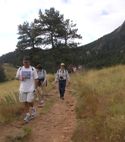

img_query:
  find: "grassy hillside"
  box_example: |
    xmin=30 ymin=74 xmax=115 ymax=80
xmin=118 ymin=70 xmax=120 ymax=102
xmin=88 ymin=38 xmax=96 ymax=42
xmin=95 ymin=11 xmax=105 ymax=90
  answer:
xmin=71 ymin=65 xmax=125 ymax=142
xmin=3 ymin=63 xmax=17 ymax=80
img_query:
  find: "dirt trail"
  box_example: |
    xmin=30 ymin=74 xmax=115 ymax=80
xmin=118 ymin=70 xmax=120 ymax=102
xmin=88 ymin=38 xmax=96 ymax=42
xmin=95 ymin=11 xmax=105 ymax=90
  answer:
xmin=0 ymin=89 xmax=76 ymax=142
xmin=28 ymin=89 xmax=76 ymax=142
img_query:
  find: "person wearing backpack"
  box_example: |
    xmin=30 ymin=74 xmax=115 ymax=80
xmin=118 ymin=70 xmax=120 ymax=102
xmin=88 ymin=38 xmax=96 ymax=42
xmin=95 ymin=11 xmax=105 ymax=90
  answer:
xmin=16 ymin=56 xmax=38 ymax=123
xmin=55 ymin=63 xmax=70 ymax=100
xmin=36 ymin=64 xmax=47 ymax=107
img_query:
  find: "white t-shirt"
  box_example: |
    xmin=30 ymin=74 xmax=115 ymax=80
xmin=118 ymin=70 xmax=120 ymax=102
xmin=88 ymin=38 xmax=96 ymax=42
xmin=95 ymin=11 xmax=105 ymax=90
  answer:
xmin=16 ymin=66 xmax=38 ymax=92
xmin=37 ymin=69 xmax=46 ymax=80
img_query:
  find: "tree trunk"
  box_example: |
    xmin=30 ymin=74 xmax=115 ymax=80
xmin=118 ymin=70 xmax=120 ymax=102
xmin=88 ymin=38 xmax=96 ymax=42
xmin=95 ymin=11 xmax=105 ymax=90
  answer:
xmin=65 ymin=35 xmax=68 ymax=47
xmin=51 ymin=32 xmax=55 ymax=48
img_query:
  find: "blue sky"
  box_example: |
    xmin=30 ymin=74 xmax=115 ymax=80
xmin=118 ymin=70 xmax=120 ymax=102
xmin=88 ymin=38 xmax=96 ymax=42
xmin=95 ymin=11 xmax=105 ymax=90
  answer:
xmin=0 ymin=0 xmax=125 ymax=56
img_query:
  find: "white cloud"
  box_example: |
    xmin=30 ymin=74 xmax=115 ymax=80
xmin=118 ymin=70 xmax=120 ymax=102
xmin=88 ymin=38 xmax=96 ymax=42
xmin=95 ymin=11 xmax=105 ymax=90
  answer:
xmin=0 ymin=0 xmax=125 ymax=56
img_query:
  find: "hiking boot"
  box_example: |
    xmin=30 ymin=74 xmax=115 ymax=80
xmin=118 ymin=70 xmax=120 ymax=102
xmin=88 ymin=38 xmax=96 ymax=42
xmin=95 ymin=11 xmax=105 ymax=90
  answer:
xmin=60 ymin=96 xmax=64 ymax=100
xmin=62 ymin=97 xmax=64 ymax=100
xmin=24 ymin=113 xmax=31 ymax=123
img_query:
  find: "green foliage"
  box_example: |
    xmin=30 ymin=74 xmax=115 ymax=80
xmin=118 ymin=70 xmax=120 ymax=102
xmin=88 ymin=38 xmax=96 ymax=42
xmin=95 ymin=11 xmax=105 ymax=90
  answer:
xmin=0 ymin=48 xmax=82 ymax=72
xmin=17 ymin=22 xmax=42 ymax=50
xmin=16 ymin=7 xmax=82 ymax=50
xmin=0 ymin=64 xmax=6 ymax=82
xmin=2 ymin=21 xmax=125 ymax=72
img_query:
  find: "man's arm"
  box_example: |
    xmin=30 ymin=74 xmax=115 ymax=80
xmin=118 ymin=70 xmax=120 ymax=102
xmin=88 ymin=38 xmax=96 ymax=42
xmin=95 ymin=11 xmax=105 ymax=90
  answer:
xmin=33 ymin=68 xmax=38 ymax=89
xmin=15 ymin=68 xmax=20 ymax=80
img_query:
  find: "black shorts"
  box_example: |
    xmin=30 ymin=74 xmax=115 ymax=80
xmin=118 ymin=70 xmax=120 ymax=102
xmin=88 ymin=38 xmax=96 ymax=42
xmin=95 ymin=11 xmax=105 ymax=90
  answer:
xmin=38 ymin=78 xmax=44 ymax=86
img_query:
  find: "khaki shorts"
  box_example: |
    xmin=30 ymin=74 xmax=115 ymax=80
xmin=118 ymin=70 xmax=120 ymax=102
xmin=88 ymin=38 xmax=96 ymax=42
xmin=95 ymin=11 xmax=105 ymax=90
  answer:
xmin=19 ymin=91 xmax=35 ymax=102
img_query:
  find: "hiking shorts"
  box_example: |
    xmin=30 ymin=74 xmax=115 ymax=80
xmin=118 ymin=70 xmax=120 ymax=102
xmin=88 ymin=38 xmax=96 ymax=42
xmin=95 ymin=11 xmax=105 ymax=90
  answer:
xmin=19 ymin=91 xmax=35 ymax=103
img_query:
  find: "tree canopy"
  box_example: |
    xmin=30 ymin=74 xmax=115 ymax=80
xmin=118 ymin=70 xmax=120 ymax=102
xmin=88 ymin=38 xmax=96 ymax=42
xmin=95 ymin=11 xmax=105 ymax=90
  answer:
xmin=16 ymin=7 xmax=82 ymax=50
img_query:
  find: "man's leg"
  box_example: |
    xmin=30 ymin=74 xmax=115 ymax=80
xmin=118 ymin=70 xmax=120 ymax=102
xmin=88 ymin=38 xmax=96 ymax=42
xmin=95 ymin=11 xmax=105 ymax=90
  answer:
xmin=59 ymin=81 xmax=63 ymax=98
xmin=19 ymin=92 xmax=31 ymax=122
xmin=19 ymin=92 xmax=28 ymax=113
xmin=27 ymin=92 xmax=36 ymax=118
xmin=61 ymin=80 xmax=66 ymax=99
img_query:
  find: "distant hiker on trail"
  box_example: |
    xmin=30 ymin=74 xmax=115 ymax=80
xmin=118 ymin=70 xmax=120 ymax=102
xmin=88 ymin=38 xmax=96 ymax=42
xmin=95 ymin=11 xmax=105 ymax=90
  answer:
xmin=16 ymin=56 xmax=38 ymax=123
xmin=36 ymin=64 xmax=47 ymax=107
xmin=55 ymin=63 xmax=70 ymax=100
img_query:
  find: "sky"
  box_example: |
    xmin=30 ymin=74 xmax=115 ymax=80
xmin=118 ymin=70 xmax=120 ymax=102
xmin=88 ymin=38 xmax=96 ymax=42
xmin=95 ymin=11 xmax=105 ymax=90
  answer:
xmin=0 ymin=0 xmax=125 ymax=56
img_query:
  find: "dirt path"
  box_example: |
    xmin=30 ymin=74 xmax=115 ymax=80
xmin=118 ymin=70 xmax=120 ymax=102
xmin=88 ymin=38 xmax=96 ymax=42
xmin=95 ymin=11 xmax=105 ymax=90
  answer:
xmin=0 ymin=89 xmax=76 ymax=142
xmin=28 ymin=89 xmax=76 ymax=142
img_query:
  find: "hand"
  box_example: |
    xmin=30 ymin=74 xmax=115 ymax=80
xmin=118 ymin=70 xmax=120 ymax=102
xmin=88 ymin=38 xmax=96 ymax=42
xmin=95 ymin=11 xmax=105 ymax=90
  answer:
xmin=33 ymin=89 xmax=37 ymax=94
xmin=19 ymin=76 xmax=26 ymax=81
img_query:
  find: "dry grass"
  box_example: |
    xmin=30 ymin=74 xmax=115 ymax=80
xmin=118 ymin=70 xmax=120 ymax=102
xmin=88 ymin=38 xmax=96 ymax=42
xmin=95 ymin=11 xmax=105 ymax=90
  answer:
xmin=3 ymin=63 xmax=17 ymax=80
xmin=0 ymin=80 xmax=23 ymax=123
xmin=0 ymin=94 xmax=23 ymax=123
xmin=0 ymin=64 xmax=22 ymax=123
xmin=71 ymin=65 xmax=125 ymax=142
xmin=46 ymin=74 xmax=55 ymax=92
xmin=0 ymin=80 xmax=19 ymax=97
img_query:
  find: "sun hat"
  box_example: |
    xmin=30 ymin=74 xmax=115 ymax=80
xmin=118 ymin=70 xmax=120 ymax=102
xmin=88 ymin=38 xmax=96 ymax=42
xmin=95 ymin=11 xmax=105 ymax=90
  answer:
xmin=60 ymin=63 xmax=65 ymax=66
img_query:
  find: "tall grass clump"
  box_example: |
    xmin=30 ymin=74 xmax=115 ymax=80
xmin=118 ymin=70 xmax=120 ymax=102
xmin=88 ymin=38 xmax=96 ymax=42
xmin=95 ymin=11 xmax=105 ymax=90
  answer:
xmin=71 ymin=65 xmax=125 ymax=142
xmin=46 ymin=74 xmax=55 ymax=92
xmin=0 ymin=92 xmax=23 ymax=123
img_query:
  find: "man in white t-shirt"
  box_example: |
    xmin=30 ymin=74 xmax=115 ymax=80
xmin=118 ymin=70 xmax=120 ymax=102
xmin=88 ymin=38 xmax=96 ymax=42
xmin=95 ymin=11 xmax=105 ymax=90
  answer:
xmin=16 ymin=56 xmax=38 ymax=123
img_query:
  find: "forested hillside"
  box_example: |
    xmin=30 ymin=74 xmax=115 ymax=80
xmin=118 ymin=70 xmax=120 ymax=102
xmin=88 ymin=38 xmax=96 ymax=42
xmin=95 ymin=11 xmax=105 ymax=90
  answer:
xmin=1 ymin=20 xmax=125 ymax=72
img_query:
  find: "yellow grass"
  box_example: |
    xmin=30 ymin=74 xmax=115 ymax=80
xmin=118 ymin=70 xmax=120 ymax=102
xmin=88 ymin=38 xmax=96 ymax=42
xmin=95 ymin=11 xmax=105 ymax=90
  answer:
xmin=0 ymin=80 xmax=19 ymax=97
xmin=71 ymin=65 xmax=125 ymax=142
xmin=0 ymin=80 xmax=22 ymax=123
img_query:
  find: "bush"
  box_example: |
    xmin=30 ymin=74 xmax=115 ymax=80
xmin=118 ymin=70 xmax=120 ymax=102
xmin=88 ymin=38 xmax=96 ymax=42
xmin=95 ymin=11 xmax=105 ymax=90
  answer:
xmin=0 ymin=64 xmax=6 ymax=82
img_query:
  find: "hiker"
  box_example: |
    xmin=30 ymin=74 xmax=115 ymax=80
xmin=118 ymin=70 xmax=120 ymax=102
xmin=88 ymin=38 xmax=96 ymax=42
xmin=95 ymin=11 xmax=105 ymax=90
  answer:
xmin=16 ymin=56 xmax=38 ymax=123
xmin=55 ymin=63 xmax=70 ymax=100
xmin=36 ymin=64 xmax=47 ymax=107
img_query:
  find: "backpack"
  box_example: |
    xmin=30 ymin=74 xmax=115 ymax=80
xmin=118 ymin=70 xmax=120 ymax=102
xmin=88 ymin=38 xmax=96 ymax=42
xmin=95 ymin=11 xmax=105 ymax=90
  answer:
xmin=19 ymin=66 xmax=34 ymax=71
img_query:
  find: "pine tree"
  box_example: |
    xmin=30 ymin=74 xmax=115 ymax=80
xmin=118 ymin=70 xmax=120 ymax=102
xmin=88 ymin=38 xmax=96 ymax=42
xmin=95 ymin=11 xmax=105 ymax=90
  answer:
xmin=17 ymin=22 xmax=42 ymax=50
xmin=16 ymin=7 xmax=82 ymax=50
